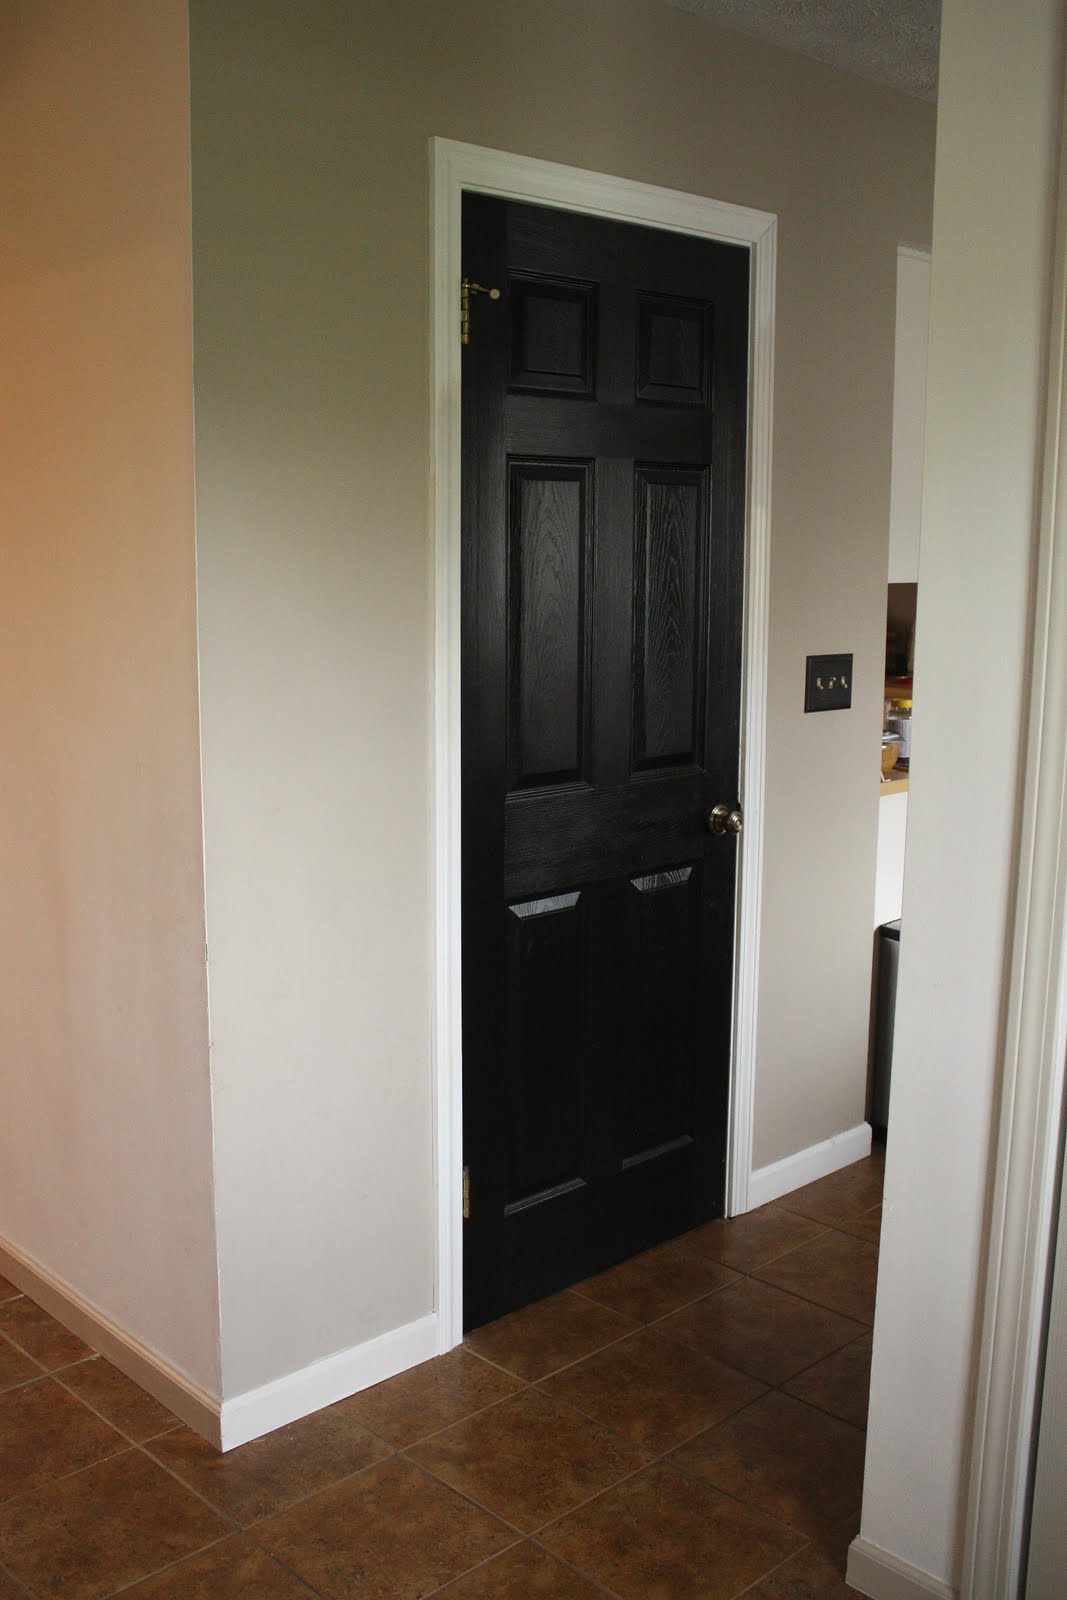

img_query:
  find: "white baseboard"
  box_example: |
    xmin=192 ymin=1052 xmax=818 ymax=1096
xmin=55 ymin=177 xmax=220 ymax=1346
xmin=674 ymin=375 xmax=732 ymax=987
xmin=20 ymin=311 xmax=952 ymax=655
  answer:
xmin=0 ymin=1234 xmax=223 ymax=1446
xmin=847 ymin=1536 xmax=958 ymax=1600
xmin=0 ymin=1232 xmax=438 ymax=1453
xmin=746 ymin=1122 xmax=873 ymax=1211
xmin=219 ymin=1312 xmax=438 ymax=1451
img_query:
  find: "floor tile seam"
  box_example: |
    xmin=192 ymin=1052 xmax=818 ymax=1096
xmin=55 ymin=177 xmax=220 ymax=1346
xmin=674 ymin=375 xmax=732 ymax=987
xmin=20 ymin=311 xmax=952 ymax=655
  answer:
xmin=372 ymin=1384 xmax=532 ymax=1452
xmin=490 ymin=1319 xmax=642 ymax=1382
xmin=728 ymin=1538 xmax=817 ymax=1600
xmin=229 ymin=1526 xmax=344 ymax=1600
xmin=396 ymin=1452 xmax=535 ymax=1540
xmin=0 ymin=1436 xmax=137 ymax=1513
xmin=656 ymin=1442 xmax=829 ymax=1545
xmin=633 ymin=1304 xmax=783 ymax=1386
xmin=533 ymin=1365 xmax=769 ymax=1462
xmin=773 ymin=1381 xmax=869 ymax=1433
xmin=406 ymin=1536 xmax=539 ymax=1600
xmin=570 ymin=1267 xmax=745 ymax=1328
xmin=98 ymin=1532 xmax=237 ymax=1600
xmin=525 ymin=1535 xmax=631 ymax=1599
xmin=746 ymin=1219 xmax=879 ymax=1273
xmin=0 ymin=1555 xmax=37 ymax=1599
xmin=131 ymin=1441 xmax=245 ymax=1534
xmin=0 ymin=1373 xmax=51 ymax=1402
xmin=518 ymin=1453 xmax=686 ymax=1541
xmin=772 ymin=1323 xmax=873 ymax=1392
xmin=459 ymin=1344 xmax=539 ymax=1385
xmin=0 ymin=1330 xmax=46 ymax=1374
xmin=719 ymin=1224 xmax=835 ymax=1278
xmin=49 ymin=1366 xmax=178 ymax=1450
xmin=146 ymin=1438 xmax=403 ymax=1536
xmin=744 ymin=1269 xmax=875 ymax=1328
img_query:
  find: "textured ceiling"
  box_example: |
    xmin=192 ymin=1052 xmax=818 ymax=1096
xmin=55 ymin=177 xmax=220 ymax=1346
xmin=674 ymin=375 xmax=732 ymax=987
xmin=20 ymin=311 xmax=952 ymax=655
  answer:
xmin=662 ymin=0 xmax=940 ymax=99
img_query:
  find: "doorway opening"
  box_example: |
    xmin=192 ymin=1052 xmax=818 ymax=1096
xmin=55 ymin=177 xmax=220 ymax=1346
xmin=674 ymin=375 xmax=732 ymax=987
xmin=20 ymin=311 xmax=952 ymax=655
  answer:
xmin=431 ymin=139 xmax=777 ymax=1350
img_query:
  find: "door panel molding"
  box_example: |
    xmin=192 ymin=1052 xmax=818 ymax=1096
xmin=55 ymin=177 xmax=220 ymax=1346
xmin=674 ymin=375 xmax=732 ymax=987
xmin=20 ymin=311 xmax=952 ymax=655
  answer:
xmin=430 ymin=137 xmax=776 ymax=1351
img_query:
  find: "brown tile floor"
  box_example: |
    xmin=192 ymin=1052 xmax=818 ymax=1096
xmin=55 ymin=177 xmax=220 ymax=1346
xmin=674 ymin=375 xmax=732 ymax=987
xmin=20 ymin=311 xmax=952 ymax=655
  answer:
xmin=0 ymin=1149 xmax=883 ymax=1599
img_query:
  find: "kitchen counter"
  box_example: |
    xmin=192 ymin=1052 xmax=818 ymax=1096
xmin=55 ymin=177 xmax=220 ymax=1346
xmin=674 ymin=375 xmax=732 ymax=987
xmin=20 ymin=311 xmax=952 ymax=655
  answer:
xmin=880 ymin=768 xmax=910 ymax=796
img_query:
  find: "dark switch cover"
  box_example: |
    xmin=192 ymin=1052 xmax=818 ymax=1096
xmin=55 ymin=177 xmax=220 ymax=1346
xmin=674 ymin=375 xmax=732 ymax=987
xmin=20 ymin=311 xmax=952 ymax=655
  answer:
xmin=805 ymin=653 xmax=853 ymax=712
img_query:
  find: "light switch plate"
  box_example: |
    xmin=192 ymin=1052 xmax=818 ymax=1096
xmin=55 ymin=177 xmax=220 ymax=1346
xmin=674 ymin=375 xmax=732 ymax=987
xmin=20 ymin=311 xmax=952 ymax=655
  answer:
xmin=805 ymin=653 xmax=853 ymax=712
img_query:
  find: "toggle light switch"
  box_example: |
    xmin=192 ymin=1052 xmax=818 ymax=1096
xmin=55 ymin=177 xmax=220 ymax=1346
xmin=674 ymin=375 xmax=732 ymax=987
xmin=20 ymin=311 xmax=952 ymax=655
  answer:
xmin=805 ymin=653 xmax=853 ymax=712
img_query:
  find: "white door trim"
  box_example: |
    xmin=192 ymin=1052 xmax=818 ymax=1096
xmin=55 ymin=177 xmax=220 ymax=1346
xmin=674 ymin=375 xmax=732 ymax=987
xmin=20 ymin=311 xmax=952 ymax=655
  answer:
xmin=429 ymin=137 xmax=777 ymax=1351
xmin=961 ymin=76 xmax=1067 ymax=1599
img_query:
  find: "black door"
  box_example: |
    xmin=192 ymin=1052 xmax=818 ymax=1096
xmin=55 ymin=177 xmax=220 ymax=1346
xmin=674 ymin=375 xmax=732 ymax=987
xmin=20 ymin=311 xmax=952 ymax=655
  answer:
xmin=461 ymin=194 xmax=748 ymax=1331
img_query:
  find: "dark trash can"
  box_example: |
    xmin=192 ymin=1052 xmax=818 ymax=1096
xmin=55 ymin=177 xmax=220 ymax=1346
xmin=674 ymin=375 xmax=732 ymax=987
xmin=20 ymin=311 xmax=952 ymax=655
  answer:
xmin=871 ymin=919 xmax=900 ymax=1133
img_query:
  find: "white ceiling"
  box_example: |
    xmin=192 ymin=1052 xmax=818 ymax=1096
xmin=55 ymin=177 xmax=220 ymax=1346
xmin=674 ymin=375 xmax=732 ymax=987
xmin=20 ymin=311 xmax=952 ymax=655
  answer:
xmin=662 ymin=0 xmax=940 ymax=100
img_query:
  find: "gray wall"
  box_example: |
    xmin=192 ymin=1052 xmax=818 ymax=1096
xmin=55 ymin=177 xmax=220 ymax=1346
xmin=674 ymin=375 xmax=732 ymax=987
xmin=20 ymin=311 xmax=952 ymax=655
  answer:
xmin=0 ymin=0 xmax=219 ymax=1394
xmin=189 ymin=0 xmax=936 ymax=1395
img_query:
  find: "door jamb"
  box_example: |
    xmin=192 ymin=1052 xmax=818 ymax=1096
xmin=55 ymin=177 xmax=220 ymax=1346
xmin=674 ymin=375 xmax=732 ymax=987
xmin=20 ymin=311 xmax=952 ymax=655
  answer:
xmin=429 ymin=137 xmax=777 ymax=1351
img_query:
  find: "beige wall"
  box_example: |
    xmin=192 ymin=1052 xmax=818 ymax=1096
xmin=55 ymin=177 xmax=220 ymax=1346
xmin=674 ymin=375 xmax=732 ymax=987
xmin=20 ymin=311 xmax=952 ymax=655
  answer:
xmin=0 ymin=2 xmax=220 ymax=1391
xmin=188 ymin=0 xmax=935 ymax=1394
xmin=858 ymin=0 xmax=1065 ymax=1589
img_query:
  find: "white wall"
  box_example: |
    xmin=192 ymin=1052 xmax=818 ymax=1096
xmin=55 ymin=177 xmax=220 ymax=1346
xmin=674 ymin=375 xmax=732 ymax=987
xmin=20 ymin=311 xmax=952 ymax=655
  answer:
xmin=0 ymin=0 xmax=220 ymax=1394
xmin=854 ymin=0 xmax=1065 ymax=1591
xmin=188 ymin=0 xmax=935 ymax=1398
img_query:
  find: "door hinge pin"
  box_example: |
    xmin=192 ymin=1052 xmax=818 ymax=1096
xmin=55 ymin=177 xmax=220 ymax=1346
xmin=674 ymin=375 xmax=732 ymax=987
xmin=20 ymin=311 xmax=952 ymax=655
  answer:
xmin=461 ymin=278 xmax=500 ymax=345
xmin=462 ymin=1165 xmax=471 ymax=1220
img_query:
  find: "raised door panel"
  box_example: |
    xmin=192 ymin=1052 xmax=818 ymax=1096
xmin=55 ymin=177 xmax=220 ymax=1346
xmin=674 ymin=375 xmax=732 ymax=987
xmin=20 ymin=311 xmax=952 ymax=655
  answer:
xmin=632 ymin=467 xmax=708 ymax=772
xmin=510 ymin=273 xmax=597 ymax=397
xmin=504 ymin=891 xmax=589 ymax=1215
xmin=508 ymin=460 xmax=592 ymax=790
xmin=619 ymin=866 xmax=701 ymax=1169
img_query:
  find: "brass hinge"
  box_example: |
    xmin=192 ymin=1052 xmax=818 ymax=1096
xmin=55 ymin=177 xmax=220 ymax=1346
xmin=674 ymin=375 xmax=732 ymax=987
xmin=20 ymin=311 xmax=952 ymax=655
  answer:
xmin=463 ymin=1165 xmax=471 ymax=1220
xmin=461 ymin=278 xmax=500 ymax=345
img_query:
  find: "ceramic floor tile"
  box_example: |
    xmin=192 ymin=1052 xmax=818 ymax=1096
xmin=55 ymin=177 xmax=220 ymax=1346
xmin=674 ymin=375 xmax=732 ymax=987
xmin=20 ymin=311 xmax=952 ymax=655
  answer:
xmin=465 ymin=1290 xmax=635 ymax=1381
xmin=147 ymin=1396 xmax=392 ymax=1525
xmin=834 ymin=1205 xmax=883 ymax=1246
xmin=539 ymin=1325 xmax=765 ymax=1454
xmin=0 ymin=1377 xmax=126 ymax=1502
xmin=0 ymin=1281 xmax=18 ymax=1306
xmin=0 ymin=1448 xmax=229 ymax=1600
xmin=0 ymin=1565 xmax=28 ymax=1599
xmin=742 ymin=1542 xmax=863 ymax=1599
xmin=345 ymin=1347 xmax=523 ymax=1448
xmin=0 ymin=1299 xmax=94 ymax=1371
xmin=56 ymin=1357 xmax=179 ymax=1443
xmin=118 ymin=1533 xmax=317 ymax=1598
xmin=407 ymin=1387 xmax=647 ymax=1533
xmin=679 ymin=1204 xmax=827 ymax=1274
xmin=255 ymin=1454 xmax=515 ymax=1599
xmin=754 ymin=1231 xmax=879 ymax=1324
xmin=433 ymin=1541 xmax=611 ymax=1598
xmin=573 ymin=1242 xmax=738 ymax=1324
xmin=657 ymin=1276 xmax=866 ymax=1385
xmin=671 ymin=1390 xmax=866 ymax=1541
xmin=776 ymin=1160 xmax=884 ymax=1228
xmin=784 ymin=1333 xmax=873 ymax=1429
xmin=540 ymin=1459 xmax=804 ymax=1600
xmin=0 ymin=1341 xmax=38 ymax=1397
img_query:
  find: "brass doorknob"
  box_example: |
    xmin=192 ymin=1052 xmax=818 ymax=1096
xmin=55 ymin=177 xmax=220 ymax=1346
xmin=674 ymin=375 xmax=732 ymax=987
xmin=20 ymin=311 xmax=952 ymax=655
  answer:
xmin=708 ymin=805 xmax=743 ymax=837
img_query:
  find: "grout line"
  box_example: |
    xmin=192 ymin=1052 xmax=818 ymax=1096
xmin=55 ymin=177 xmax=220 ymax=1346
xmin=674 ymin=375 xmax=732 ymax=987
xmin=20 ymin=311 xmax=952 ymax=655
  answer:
xmin=729 ymin=1540 xmax=815 ymax=1600
xmin=0 ymin=1554 xmax=38 ymax=1599
xmin=526 ymin=1537 xmax=630 ymax=1599
xmin=101 ymin=1534 xmax=235 ymax=1598
xmin=50 ymin=1365 xmax=180 ymax=1451
xmin=399 ymin=1453 xmax=533 ymax=1540
xmin=0 ymin=1435 xmax=139 ymax=1514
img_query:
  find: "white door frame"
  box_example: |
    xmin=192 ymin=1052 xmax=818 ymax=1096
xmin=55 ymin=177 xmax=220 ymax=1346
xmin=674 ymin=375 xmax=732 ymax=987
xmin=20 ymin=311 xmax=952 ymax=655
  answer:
xmin=962 ymin=74 xmax=1067 ymax=1596
xmin=429 ymin=137 xmax=777 ymax=1351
